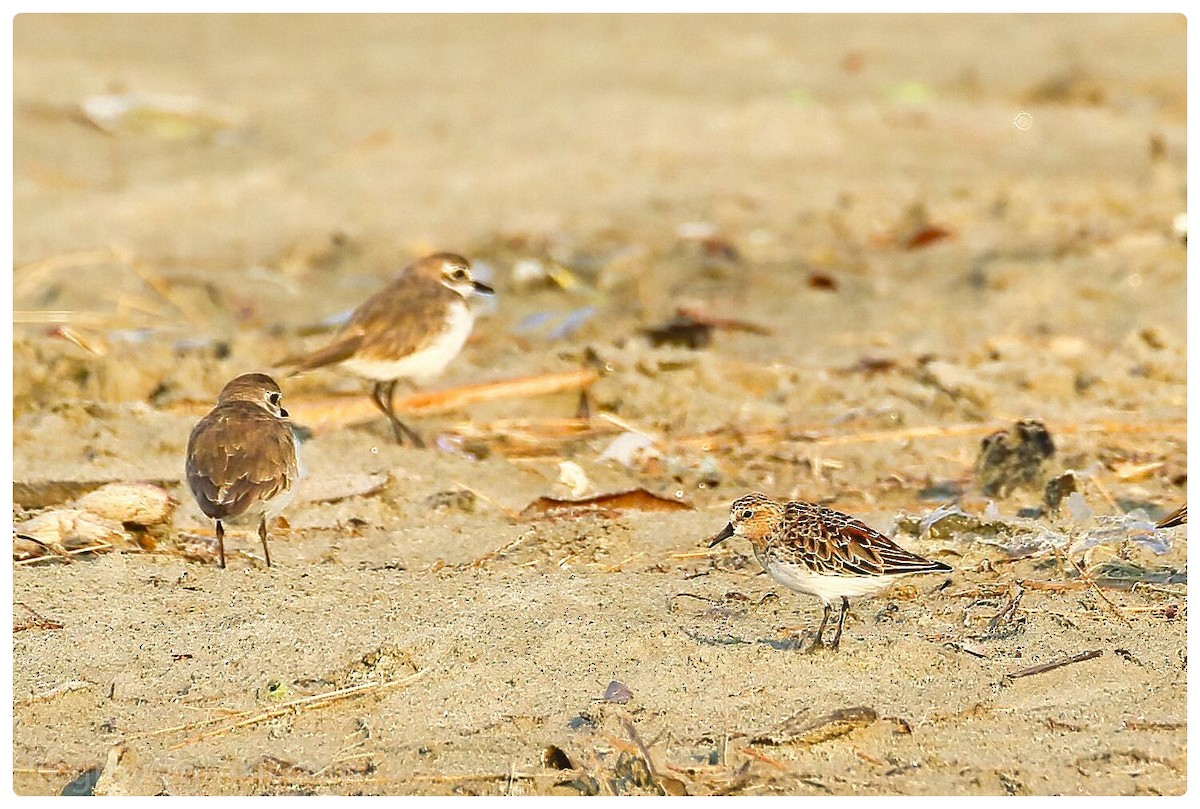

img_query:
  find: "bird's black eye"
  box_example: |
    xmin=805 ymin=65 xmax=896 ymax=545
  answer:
xmin=450 ymin=268 xmax=468 ymax=281
xmin=268 ymin=392 xmax=281 ymax=406
xmin=740 ymin=509 xmax=753 ymax=520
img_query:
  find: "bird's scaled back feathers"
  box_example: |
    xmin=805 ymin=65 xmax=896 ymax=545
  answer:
xmin=720 ymin=492 xmax=952 ymax=578
xmin=186 ymin=401 xmax=299 ymax=521
xmin=770 ymin=501 xmax=952 ymax=577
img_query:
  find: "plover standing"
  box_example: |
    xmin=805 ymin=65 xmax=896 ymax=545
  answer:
xmin=186 ymin=373 xmax=300 ymax=568
xmin=281 ymin=252 xmax=494 ymax=447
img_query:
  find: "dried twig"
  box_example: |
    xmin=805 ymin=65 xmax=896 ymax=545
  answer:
xmin=277 ymin=370 xmax=598 ymax=433
xmin=13 ymin=248 xmax=122 ymax=299
xmin=1084 ymin=473 xmax=1121 ymax=515
xmin=460 ymin=530 xmax=533 ymax=570
xmin=20 ymin=680 xmax=95 ymax=704
xmin=47 ymin=325 xmax=108 ymax=356
xmin=1057 ymin=549 xmax=1131 ymax=625
xmin=620 ymin=715 xmax=658 ymax=778
xmin=398 ymin=369 xmax=597 ymax=413
xmin=13 ymin=603 xmax=64 ymax=632
xmin=14 ymin=542 xmax=114 ymax=565
xmin=163 ymin=669 xmax=429 ymax=750
xmin=123 ymin=251 xmax=209 ymax=327
xmin=672 ymin=419 xmax=1186 ymax=451
xmin=1124 ymin=719 xmax=1185 ymax=731
xmin=1001 ymin=650 xmax=1102 ymax=685
xmin=668 ymin=549 xmax=725 ymax=560
xmin=599 ymin=552 xmax=645 ymax=573
xmin=596 ymin=412 xmax=662 ymax=443
xmin=1014 ymin=579 xmax=1089 ymax=593
xmin=87 ymin=769 xmax=559 ymax=789
xmin=738 ymin=745 xmax=789 ymax=771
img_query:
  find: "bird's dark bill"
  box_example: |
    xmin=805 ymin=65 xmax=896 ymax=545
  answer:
xmin=473 ymin=280 xmax=496 ymax=296
xmin=709 ymin=523 xmax=735 ymax=547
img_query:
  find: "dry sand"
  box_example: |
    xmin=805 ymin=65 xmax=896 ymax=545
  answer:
xmin=12 ymin=14 xmax=1187 ymax=795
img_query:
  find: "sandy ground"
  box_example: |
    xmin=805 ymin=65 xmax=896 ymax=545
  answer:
xmin=11 ymin=14 xmax=1187 ymax=795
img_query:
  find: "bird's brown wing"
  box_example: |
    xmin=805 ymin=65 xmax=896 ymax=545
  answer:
xmin=186 ymin=403 xmax=298 ymax=520
xmin=278 ymin=271 xmax=456 ymax=373
xmin=1156 ymin=504 xmax=1186 ymax=529
xmin=787 ymin=502 xmax=952 ymax=576
xmin=278 ymin=330 xmax=364 ymax=376
xmin=347 ymin=274 xmax=456 ymax=361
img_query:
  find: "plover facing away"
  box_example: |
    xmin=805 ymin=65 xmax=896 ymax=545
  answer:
xmin=709 ymin=492 xmax=951 ymax=651
xmin=281 ymin=252 xmax=494 ymax=447
xmin=186 ymin=373 xmax=300 ymax=568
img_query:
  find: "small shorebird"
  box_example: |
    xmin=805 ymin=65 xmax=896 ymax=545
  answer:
xmin=186 ymin=373 xmax=300 ymax=568
xmin=280 ymin=252 xmax=494 ymax=447
xmin=709 ymin=492 xmax=952 ymax=651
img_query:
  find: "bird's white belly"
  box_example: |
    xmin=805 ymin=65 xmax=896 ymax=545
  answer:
xmin=342 ymin=302 xmax=474 ymax=384
xmin=216 ymin=483 xmax=295 ymax=526
xmin=766 ymin=560 xmax=896 ymax=605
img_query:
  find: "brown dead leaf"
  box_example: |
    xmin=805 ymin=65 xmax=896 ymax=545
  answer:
xmin=520 ymin=489 xmax=693 ymax=520
xmin=806 ymin=272 xmax=839 ymax=291
xmin=905 ymin=225 xmax=954 ymax=249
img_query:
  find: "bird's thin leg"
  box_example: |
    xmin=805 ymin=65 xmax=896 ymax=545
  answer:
xmin=258 ymin=516 xmax=272 ymax=568
xmin=372 ymin=380 xmax=424 ymax=447
xmin=368 ymin=382 xmax=396 ymax=438
xmin=575 ymin=389 xmax=592 ymax=420
xmin=216 ymin=520 xmax=226 ymax=569
xmin=804 ymin=603 xmax=832 ymax=652
xmin=830 ymin=596 xmax=850 ymax=650
xmin=384 ymin=380 xmax=425 ymax=448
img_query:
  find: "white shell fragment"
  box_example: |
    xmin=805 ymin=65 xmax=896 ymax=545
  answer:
xmin=81 ymin=93 xmax=244 ymax=141
xmin=16 ymin=509 xmax=132 ymax=554
xmin=75 ymin=482 xmax=176 ymax=526
xmin=598 ymin=431 xmax=661 ymax=469
xmin=557 ymin=461 xmax=592 ymax=499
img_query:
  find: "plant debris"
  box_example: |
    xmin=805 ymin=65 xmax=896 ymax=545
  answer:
xmin=751 ymin=706 xmax=878 ymax=746
xmin=976 ymin=419 xmax=1056 ymax=498
xmin=79 ymin=93 xmax=246 ymax=141
xmin=1001 ymin=650 xmax=1102 ymax=686
xmin=14 ymin=510 xmax=130 ymax=561
xmin=520 ymin=489 xmax=692 ymax=520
